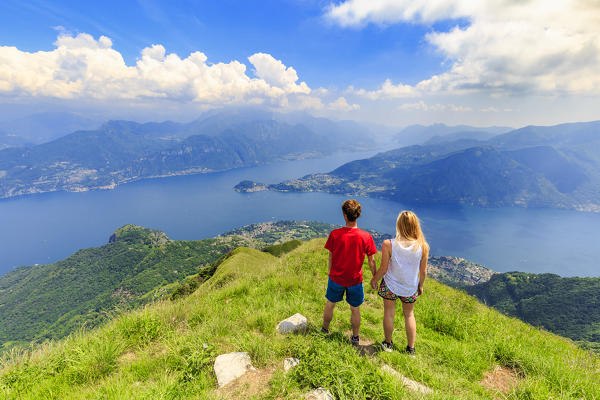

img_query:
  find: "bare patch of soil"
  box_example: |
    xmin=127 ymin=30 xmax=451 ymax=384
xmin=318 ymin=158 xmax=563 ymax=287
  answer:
xmin=344 ymin=331 xmax=378 ymax=356
xmin=217 ymin=366 xmax=275 ymax=399
xmin=481 ymin=365 xmax=520 ymax=394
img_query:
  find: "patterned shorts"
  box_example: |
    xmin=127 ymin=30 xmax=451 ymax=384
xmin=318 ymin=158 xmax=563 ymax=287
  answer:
xmin=378 ymin=279 xmax=418 ymax=303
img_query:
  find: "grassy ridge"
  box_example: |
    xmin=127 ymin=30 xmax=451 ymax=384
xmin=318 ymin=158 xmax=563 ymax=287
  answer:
xmin=1 ymin=240 xmax=598 ymax=399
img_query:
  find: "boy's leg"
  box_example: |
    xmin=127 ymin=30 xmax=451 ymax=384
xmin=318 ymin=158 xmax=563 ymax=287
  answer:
xmin=346 ymin=282 xmax=364 ymax=337
xmin=402 ymin=302 xmax=416 ymax=348
xmin=350 ymin=305 xmax=361 ymax=337
xmin=383 ymin=299 xmax=396 ymax=343
xmin=322 ymin=300 xmax=336 ymax=330
xmin=323 ymin=278 xmax=344 ymax=331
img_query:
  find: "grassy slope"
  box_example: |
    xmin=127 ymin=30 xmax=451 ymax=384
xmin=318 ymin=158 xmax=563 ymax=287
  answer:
xmin=1 ymin=240 xmax=598 ymax=399
xmin=0 ymin=225 xmax=260 ymax=347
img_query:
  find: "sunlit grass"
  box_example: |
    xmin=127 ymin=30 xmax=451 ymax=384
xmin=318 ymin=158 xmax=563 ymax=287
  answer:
xmin=1 ymin=240 xmax=598 ymax=399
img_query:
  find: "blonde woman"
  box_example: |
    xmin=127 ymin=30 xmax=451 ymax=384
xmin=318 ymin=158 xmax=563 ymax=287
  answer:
xmin=370 ymin=211 xmax=429 ymax=355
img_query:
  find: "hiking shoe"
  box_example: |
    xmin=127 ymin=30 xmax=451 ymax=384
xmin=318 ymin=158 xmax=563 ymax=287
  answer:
xmin=350 ymin=335 xmax=360 ymax=346
xmin=320 ymin=327 xmax=330 ymax=335
xmin=381 ymin=340 xmax=394 ymax=353
xmin=405 ymin=346 xmax=416 ymax=357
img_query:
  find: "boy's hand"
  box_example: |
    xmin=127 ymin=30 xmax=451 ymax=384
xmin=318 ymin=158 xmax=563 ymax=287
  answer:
xmin=370 ymin=278 xmax=378 ymax=290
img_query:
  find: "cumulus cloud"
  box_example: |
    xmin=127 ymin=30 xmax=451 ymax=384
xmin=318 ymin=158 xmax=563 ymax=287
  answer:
xmin=0 ymin=33 xmax=320 ymax=110
xmin=398 ymin=101 xmax=471 ymax=112
xmin=348 ymin=79 xmax=415 ymax=99
xmin=480 ymin=106 xmax=500 ymax=113
xmin=328 ymin=96 xmax=360 ymax=111
xmin=327 ymin=0 xmax=600 ymax=96
xmin=248 ymin=53 xmax=310 ymax=95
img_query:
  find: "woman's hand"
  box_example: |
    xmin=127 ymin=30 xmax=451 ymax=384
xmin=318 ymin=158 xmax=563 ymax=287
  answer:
xmin=370 ymin=278 xmax=378 ymax=290
xmin=417 ymin=285 xmax=424 ymax=296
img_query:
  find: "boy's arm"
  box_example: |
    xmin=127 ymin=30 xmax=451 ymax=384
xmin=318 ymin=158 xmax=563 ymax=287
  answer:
xmin=328 ymin=251 xmax=333 ymax=273
xmin=368 ymin=254 xmax=376 ymax=276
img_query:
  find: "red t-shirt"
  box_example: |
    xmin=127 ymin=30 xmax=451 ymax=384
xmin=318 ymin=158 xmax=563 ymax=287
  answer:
xmin=324 ymin=227 xmax=377 ymax=287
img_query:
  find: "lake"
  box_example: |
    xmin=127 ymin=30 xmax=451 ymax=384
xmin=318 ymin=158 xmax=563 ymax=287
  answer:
xmin=1 ymin=150 xmax=599 ymax=277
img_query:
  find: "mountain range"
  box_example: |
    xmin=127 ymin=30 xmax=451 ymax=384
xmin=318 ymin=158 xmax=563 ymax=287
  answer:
xmin=396 ymin=123 xmax=512 ymax=147
xmin=237 ymin=120 xmax=600 ymax=212
xmin=0 ymin=111 xmax=378 ymax=199
xmin=0 ymin=111 xmax=100 ymax=145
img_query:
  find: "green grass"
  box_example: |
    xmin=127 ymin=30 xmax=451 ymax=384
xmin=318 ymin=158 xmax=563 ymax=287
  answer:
xmin=1 ymin=240 xmax=598 ymax=399
xmin=262 ymin=239 xmax=303 ymax=257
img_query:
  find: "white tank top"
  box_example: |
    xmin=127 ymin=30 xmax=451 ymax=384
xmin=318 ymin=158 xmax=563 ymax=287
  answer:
xmin=383 ymin=239 xmax=422 ymax=297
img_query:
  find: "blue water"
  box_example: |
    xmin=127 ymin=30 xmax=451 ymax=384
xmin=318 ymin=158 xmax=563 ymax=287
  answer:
xmin=1 ymin=150 xmax=600 ymax=277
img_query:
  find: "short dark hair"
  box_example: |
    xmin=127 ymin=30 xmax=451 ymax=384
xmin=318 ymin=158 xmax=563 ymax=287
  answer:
xmin=342 ymin=199 xmax=361 ymax=222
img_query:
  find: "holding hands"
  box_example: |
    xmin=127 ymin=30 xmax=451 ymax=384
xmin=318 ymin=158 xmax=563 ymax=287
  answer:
xmin=370 ymin=277 xmax=378 ymax=290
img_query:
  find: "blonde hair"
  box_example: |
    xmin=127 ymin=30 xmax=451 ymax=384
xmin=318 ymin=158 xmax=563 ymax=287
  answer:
xmin=395 ymin=210 xmax=429 ymax=251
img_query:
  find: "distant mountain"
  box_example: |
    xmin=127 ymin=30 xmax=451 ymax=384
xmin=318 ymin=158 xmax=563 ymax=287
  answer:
xmin=189 ymin=108 xmax=385 ymax=145
xmin=396 ymin=123 xmax=512 ymax=146
xmin=423 ymin=130 xmax=500 ymax=145
xmin=467 ymin=272 xmax=600 ymax=343
xmin=0 ymin=132 xmax=31 ymax=150
xmin=0 ymin=111 xmax=100 ymax=144
xmin=0 ymin=115 xmax=373 ymax=199
xmin=236 ymin=120 xmax=600 ymax=212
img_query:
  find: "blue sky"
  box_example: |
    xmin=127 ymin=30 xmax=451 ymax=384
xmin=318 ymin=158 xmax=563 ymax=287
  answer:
xmin=0 ymin=0 xmax=452 ymax=87
xmin=1 ymin=0 xmax=599 ymax=127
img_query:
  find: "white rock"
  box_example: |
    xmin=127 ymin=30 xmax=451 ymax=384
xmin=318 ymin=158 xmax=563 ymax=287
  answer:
xmin=305 ymin=387 xmax=334 ymax=400
xmin=381 ymin=365 xmax=433 ymax=394
xmin=276 ymin=313 xmax=308 ymax=334
xmin=283 ymin=357 xmax=300 ymax=372
xmin=214 ymin=352 xmax=255 ymax=388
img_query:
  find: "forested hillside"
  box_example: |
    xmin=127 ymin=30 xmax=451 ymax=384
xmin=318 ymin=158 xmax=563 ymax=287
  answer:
xmin=467 ymin=272 xmax=600 ymax=343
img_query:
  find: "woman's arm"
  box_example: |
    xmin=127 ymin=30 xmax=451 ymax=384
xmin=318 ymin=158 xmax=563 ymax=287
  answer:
xmin=370 ymin=240 xmax=391 ymax=289
xmin=418 ymin=245 xmax=429 ymax=295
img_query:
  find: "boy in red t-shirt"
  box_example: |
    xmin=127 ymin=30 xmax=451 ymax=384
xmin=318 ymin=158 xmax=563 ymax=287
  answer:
xmin=321 ymin=199 xmax=377 ymax=345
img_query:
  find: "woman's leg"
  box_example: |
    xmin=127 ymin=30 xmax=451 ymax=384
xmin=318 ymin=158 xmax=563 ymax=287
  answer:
xmin=402 ymin=302 xmax=416 ymax=348
xmin=383 ymin=299 xmax=396 ymax=343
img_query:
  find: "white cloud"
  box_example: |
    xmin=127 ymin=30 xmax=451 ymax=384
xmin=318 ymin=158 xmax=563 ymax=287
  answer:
xmin=480 ymin=106 xmax=500 ymax=113
xmin=328 ymin=96 xmax=360 ymax=111
xmin=398 ymin=101 xmax=471 ymax=112
xmin=0 ymin=33 xmax=320 ymax=110
xmin=248 ymin=53 xmax=310 ymax=95
xmin=349 ymin=79 xmax=415 ymax=99
xmin=327 ymin=0 xmax=600 ymax=96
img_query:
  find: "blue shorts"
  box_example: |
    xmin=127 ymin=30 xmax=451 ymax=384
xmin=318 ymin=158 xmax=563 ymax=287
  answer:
xmin=325 ymin=277 xmax=364 ymax=307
